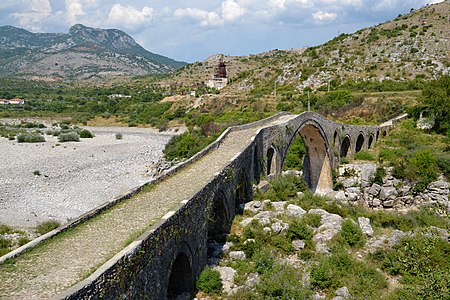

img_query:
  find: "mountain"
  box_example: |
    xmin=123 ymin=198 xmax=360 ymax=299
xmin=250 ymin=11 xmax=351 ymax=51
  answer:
xmin=0 ymin=24 xmax=187 ymax=81
xmin=166 ymin=1 xmax=449 ymax=93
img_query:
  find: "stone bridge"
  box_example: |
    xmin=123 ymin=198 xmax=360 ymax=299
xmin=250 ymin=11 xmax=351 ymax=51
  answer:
xmin=0 ymin=112 xmax=403 ymax=299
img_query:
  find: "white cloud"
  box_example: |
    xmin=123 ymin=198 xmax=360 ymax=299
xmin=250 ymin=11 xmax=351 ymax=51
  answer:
xmin=66 ymin=0 xmax=85 ymax=24
xmin=222 ymin=0 xmax=246 ymax=22
xmin=107 ymin=4 xmax=154 ymax=30
xmin=174 ymin=0 xmax=246 ymax=27
xmin=12 ymin=0 xmax=52 ymax=30
xmin=313 ymin=10 xmax=337 ymax=21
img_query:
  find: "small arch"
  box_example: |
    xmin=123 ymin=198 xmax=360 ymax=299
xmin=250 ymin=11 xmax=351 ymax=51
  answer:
xmin=355 ymin=133 xmax=365 ymax=153
xmin=340 ymin=136 xmax=351 ymax=157
xmin=267 ymin=146 xmax=277 ymax=176
xmin=368 ymin=135 xmax=374 ymax=149
xmin=382 ymin=130 xmax=387 ymax=137
xmin=207 ymin=191 xmax=230 ymax=242
xmin=167 ymin=252 xmax=193 ymax=299
xmin=376 ymin=130 xmax=380 ymax=141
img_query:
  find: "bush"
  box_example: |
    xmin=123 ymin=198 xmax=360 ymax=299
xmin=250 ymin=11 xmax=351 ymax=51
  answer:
xmin=58 ymin=132 xmax=80 ymax=142
xmin=196 ymin=267 xmax=222 ymax=294
xmin=267 ymin=174 xmax=307 ymax=201
xmin=17 ymin=133 xmax=45 ymax=143
xmin=340 ymin=219 xmax=365 ymax=247
xmin=79 ymin=129 xmax=94 ymax=138
xmin=288 ymin=219 xmax=313 ymax=241
xmin=371 ymin=167 xmax=386 ymax=185
xmin=163 ymin=130 xmax=215 ymax=160
xmin=115 ymin=133 xmax=123 ymax=140
xmin=36 ymin=220 xmax=60 ymax=235
xmin=310 ymin=250 xmax=387 ymax=298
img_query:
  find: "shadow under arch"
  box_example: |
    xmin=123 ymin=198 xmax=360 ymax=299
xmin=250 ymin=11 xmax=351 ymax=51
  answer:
xmin=266 ymin=145 xmax=277 ymax=176
xmin=368 ymin=134 xmax=374 ymax=149
xmin=355 ymin=133 xmax=365 ymax=153
xmin=285 ymin=121 xmax=333 ymax=194
xmin=207 ymin=190 xmax=230 ymax=242
xmin=340 ymin=135 xmax=351 ymax=158
xmin=166 ymin=244 xmax=194 ymax=300
xmin=234 ymin=171 xmax=250 ymax=214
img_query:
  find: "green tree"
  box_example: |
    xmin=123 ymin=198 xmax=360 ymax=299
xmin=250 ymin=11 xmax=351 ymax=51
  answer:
xmin=421 ymin=75 xmax=450 ymax=133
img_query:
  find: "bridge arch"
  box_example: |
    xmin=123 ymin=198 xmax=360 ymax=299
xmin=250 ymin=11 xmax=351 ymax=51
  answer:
xmin=368 ymin=134 xmax=374 ymax=149
xmin=340 ymin=135 xmax=351 ymax=158
xmin=266 ymin=145 xmax=278 ymax=177
xmin=285 ymin=121 xmax=333 ymax=194
xmin=166 ymin=244 xmax=194 ymax=299
xmin=207 ymin=190 xmax=230 ymax=242
xmin=355 ymin=133 xmax=365 ymax=153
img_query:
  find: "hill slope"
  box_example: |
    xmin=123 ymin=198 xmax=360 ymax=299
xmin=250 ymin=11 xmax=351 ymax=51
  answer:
xmin=0 ymin=24 xmax=187 ymax=81
xmin=166 ymin=1 xmax=449 ymax=93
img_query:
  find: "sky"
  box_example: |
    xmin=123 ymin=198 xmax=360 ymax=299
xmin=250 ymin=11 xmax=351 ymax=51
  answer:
xmin=0 ymin=0 xmax=445 ymax=62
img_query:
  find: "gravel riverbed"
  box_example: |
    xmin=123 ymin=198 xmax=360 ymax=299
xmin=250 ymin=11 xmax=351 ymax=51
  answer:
xmin=0 ymin=126 xmax=176 ymax=229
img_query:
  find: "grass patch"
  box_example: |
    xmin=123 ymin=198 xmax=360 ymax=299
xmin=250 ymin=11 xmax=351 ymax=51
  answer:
xmin=35 ymin=220 xmax=60 ymax=235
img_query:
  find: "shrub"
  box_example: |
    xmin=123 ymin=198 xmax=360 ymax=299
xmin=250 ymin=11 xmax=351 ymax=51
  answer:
xmin=33 ymin=170 xmax=41 ymax=176
xmin=0 ymin=224 xmax=13 ymax=234
xmin=371 ymin=167 xmax=386 ymax=185
xmin=115 ymin=133 xmax=123 ymax=140
xmin=36 ymin=220 xmax=60 ymax=235
xmin=58 ymin=132 xmax=80 ymax=142
xmin=254 ymin=249 xmax=275 ymax=274
xmin=340 ymin=219 xmax=365 ymax=247
xmin=79 ymin=129 xmax=94 ymax=138
xmin=354 ymin=150 xmax=376 ymax=161
xmin=163 ymin=130 xmax=215 ymax=161
xmin=195 ymin=267 xmax=222 ymax=294
xmin=17 ymin=133 xmax=45 ymax=143
xmin=372 ymin=233 xmax=450 ymax=298
xmin=310 ymin=250 xmax=387 ymax=298
xmin=302 ymin=213 xmax=322 ymax=228
xmin=267 ymin=174 xmax=307 ymax=201
xmin=288 ymin=219 xmax=313 ymax=241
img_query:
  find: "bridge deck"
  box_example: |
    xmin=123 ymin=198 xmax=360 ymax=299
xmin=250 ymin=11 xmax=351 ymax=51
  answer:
xmin=0 ymin=114 xmax=294 ymax=299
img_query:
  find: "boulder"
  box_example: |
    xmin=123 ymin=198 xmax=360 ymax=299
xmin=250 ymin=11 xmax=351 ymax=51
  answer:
xmin=292 ymin=239 xmax=306 ymax=251
xmin=382 ymin=199 xmax=395 ymax=208
xmin=358 ymin=217 xmax=374 ymax=237
xmin=286 ymin=204 xmax=306 ymax=218
xmin=215 ymin=266 xmax=237 ymax=295
xmin=368 ymin=183 xmax=381 ymax=196
xmin=379 ymin=187 xmax=397 ymax=200
xmin=240 ymin=218 xmax=254 ymax=227
xmin=257 ymin=180 xmax=270 ymax=193
xmin=333 ymin=286 xmax=352 ymax=300
xmin=271 ymin=221 xmax=288 ymax=234
xmin=228 ymin=251 xmax=246 ymax=260
xmin=271 ymin=201 xmax=286 ymax=212
xmin=244 ymin=201 xmax=262 ymax=213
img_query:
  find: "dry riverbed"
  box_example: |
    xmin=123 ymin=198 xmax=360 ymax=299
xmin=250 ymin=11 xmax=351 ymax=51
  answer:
xmin=0 ymin=126 xmax=176 ymax=229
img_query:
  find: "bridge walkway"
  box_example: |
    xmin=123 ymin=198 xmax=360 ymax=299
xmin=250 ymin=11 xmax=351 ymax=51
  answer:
xmin=0 ymin=114 xmax=295 ymax=299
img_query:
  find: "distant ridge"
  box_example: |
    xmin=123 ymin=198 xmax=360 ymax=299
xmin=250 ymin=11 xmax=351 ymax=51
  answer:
xmin=0 ymin=24 xmax=187 ymax=81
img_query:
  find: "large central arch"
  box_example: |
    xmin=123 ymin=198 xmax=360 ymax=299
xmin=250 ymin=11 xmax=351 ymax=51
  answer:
xmin=285 ymin=122 xmax=333 ymax=194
